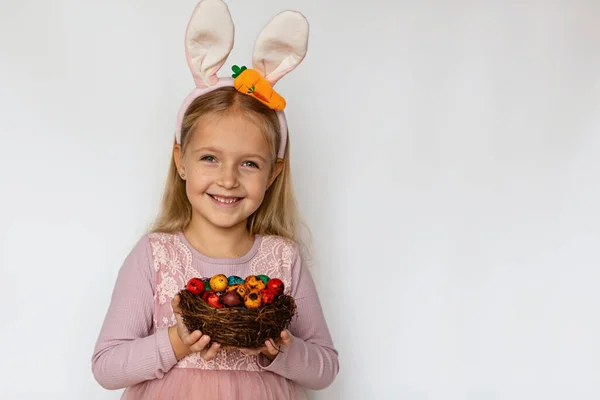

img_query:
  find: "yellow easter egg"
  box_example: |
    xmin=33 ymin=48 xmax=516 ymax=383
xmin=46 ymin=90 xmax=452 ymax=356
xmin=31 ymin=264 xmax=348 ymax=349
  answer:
xmin=210 ymin=274 xmax=228 ymax=292
xmin=244 ymin=289 xmax=263 ymax=309
xmin=236 ymin=284 xmax=249 ymax=298
xmin=226 ymin=284 xmax=239 ymax=293
xmin=244 ymin=275 xmax=266 ymax=291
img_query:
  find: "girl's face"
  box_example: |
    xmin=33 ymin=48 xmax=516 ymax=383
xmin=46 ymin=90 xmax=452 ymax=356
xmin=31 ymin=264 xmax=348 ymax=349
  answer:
xmin=176 ymin=113 xmax=281 ymax=231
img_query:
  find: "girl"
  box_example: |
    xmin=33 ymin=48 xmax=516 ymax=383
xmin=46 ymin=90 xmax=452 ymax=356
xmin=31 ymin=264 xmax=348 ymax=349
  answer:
xmin=91 ymin=0 xmax=339 ymax=399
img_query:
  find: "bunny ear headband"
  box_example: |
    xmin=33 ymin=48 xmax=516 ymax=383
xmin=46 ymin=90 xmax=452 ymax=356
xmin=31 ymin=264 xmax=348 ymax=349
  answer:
xmin=174 ymin=0 xmax=309 ymax=160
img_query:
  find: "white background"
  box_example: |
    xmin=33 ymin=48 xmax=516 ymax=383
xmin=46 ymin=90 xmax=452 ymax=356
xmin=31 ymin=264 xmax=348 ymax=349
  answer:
xmin=1 ymin=0 xmax=599 ymax=399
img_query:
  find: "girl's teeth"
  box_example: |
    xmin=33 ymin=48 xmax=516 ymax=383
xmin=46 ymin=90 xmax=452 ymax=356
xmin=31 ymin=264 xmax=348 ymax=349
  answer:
xmin=214 ymin=196 xmax=238 ymax=204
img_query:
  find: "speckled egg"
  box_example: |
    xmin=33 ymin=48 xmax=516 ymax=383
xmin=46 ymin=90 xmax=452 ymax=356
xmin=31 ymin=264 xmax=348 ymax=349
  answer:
xmin=228 ymin=275 xmax=244 ymax=286
xmin=244 ymin=289 xmax=263 ymax=309
xmin=257 ymin=275 xmax=270 ymax=285
xmin=236 ymin=284 xmax=249 ymax=298
xmin=261 ymin=289 xmax=275 ymax=305
xmin=245 ymin=275 xmax=266 ymax=291
xmin=210 ymin=274 xmax=228 ymax=292
xmin=226 ymin=284 xmax=239 ymax=293
xmin=202 ymin=278 xmax=211 ymax=292
xmin=267 ymin=278 xmax=284 ymax=296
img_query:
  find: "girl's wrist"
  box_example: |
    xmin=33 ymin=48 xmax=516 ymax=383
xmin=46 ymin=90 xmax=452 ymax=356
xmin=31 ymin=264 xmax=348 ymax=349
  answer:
xmin=168 ymin=325 xmax=191 ymax=360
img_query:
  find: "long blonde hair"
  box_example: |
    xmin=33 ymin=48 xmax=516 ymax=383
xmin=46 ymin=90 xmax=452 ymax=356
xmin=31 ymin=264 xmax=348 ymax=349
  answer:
xmin=150 ymin=87 xmax=306 ymax=247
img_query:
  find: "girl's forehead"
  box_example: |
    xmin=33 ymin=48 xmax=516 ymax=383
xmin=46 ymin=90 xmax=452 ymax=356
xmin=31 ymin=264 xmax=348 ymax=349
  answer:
xmin=189 ymin=114 xmax=272 ymax=154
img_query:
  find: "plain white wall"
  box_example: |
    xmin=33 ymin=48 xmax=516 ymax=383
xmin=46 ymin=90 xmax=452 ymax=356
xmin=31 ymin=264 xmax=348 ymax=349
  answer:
xmin=1 ymin=0 xmax=599 ymax=399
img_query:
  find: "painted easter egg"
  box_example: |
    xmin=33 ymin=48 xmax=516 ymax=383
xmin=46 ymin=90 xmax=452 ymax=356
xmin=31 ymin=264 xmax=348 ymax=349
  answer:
xmin=257 ymin=274 xmax=270 ymax=285
xmin=261 ymin=288 xmax=276 ymax=305
xmin=202 ymin=278 xmax=211 ymax=292
xmin=207 ymin=292 xmax=224 ymax=308
xmin=222 ymin=290 xmax=243 ymax=307
xmin=186 ymin=278 xmax=205 ymax=296
xmin=210 ymin=274 xmax=228 ymax=292
xmin=202 ymin=289 xmax=214 ymax=302
xmin=267 ymin=278 xmax=284 ymax=296
xmin=244 ymin=289 xmax=263 ymax=309
xmin=226 ymin=284 xmax=239 ymax=293
xmin=228 ymin=275 xmax=244 ymax=286
xmin=236 ymin=284 xmax=249 ymax=298
xmin=245 ymin=275 xmax=266 ymax=291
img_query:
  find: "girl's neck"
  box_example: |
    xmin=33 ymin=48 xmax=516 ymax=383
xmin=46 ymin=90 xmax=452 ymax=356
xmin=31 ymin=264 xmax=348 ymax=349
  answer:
xmin=183 ymin=219 xmax=255 ymax=259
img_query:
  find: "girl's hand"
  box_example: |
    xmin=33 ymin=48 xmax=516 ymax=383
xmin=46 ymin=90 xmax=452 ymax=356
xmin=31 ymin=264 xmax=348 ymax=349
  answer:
xmin=239 ymin=330 xmax=293 ymax=361
xmin=169 ymin=294 xmax=221 ymax=361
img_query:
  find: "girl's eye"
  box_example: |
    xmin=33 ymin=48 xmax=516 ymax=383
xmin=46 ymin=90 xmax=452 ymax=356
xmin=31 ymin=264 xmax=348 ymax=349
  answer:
xmin=242 ymin=161 xmax=259 ymax=168
xmin=200 ymin=155 xmax=217 ymax=162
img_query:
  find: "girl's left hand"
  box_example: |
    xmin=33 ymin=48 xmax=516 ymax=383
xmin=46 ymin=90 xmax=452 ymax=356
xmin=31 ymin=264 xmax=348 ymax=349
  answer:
xmin=240 ymin=330 xmax=293 ymax=361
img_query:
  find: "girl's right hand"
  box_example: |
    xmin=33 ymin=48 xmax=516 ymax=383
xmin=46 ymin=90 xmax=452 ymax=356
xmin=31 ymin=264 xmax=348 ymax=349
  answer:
xmin=169 ymin=294 xmax=221 ymax=361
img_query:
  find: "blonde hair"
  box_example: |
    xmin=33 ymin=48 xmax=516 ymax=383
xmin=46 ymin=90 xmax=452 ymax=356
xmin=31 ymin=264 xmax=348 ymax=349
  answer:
xmin=150 ymin=87 xmax=306 ymax=248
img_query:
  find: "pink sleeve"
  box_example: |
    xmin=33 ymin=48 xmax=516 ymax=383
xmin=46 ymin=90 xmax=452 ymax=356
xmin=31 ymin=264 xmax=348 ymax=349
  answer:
xmin=91 ymin=236 xmax=178 ymax=390
xmin=257 ymin=250 xmax=340 ymax=390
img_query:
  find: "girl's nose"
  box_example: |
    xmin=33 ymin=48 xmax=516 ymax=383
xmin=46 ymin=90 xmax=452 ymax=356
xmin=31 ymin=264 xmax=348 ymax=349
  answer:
xmin=216 ymin=164 xmax=240 ymax=189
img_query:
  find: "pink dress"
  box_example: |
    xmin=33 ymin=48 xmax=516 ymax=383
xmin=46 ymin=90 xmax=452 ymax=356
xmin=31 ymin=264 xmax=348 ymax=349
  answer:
xmin=92 ymin=232 xmax=339 ymax=399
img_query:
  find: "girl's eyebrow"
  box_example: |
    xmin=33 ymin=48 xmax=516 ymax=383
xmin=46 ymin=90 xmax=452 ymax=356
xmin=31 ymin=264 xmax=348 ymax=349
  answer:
xmin=192 ymin=146 xmax=222 ymax=154
xmin=192 ymin=147 xmax=268 ymax=163
xmin=242 ymin=153 xmax=268 ymax=163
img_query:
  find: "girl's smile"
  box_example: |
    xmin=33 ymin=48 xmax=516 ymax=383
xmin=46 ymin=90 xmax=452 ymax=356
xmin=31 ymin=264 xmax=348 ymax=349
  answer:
xmin=208 ymin=194 xmax=243 ymax=208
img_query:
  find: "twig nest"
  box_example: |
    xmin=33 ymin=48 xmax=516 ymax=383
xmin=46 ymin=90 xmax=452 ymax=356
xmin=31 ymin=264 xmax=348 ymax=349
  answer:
xmin=177 ymin=274 xmax=296 ymax=348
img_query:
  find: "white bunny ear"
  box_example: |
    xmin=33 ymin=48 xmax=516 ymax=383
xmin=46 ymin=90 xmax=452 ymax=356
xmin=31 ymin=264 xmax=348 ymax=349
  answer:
xmin=185 ymin=0 xmax=234 ymax=87
xmin=252 ymin=11 xmax=309 ymax=85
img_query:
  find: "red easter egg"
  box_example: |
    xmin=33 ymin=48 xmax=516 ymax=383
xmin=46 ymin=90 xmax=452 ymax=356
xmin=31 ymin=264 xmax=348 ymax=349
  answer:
xmin=266 ymin=278 xmax=284 ymax=296
xmin=202 ymin=290 xmax=214 ymax=302
xmin=207 ymin=292 xmax=224 ymax=308
xmin=261 ymin=289 xmax=276 ymax=305
xmin=186 ymin=278 xmax=205 ymax=296
xmin=222 ymin=290 xmax=243 ymax=307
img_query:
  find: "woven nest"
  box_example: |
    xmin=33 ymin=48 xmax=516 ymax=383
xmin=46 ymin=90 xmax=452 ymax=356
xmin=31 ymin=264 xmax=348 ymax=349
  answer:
xmin=178 ymin=288 xmax=297 ymax=348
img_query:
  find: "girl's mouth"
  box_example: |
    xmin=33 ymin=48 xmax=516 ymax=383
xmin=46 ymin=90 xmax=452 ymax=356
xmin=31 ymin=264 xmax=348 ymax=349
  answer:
xmin=208 ymin=194 xmax=242 ymax=206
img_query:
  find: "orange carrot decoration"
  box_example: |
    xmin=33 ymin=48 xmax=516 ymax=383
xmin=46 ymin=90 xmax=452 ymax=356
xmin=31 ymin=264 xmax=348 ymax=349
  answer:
xmin=232 ymin=66 xmax=286 ymax=111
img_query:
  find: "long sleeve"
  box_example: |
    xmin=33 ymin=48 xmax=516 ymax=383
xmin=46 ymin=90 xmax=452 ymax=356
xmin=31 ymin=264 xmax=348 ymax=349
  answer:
xmin=91 ymin=235 xmax=178 ymax=390
xmin=257 ymin=251 xmax=340 ymax=390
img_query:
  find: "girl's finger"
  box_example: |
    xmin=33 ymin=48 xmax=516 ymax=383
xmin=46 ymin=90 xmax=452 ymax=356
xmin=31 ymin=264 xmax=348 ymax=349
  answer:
xmin=280 ymin=330 xmax=292 ymax=346
xmin=201 ymin=342 xmax=221 ymax=361
xmin=240 ymin=347 xmax=262 ymax=356
xmin=183 ymin=330 xmax=203 ymax=347
xmin=264 ymin=339 xmax=279 ymax=355
xmin=189 ymin=334 xmax=210 ymax=353
xmin=172 ymin=307 xmax=192 ymax=336
xmin=171 ymin=295 xmax=182 ymax=313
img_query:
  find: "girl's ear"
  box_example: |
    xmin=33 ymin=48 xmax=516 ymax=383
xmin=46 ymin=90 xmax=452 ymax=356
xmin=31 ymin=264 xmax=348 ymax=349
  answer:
xmin=267 ymin=159 xmax=284 ymax=189
xmin=173 ymin=144 xmax=186 ymax=178
xmin=185 ymin=0 xmax=235 ymax=87
xmin=252 ymin=11 xmax=309 ymax=86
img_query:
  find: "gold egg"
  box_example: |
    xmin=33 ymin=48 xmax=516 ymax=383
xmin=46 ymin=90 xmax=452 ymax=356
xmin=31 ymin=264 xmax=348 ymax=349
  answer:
xmin=210 ymin=274 xmax=228 ymax=292
xmin=236 ymin=284 xmax=249 ymax=298
xmin=226 ymin=284 xmax=239 ymax=293
xmin=244 ymin=289 xmax=263 ymax=309
xmin=244 ymin=275 xmax=266 ymax=291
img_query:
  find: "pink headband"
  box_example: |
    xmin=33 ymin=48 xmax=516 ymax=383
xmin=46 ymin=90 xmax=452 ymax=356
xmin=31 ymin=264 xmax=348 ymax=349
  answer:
xmin=174 ymin=0 xmax=310 ymax=160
